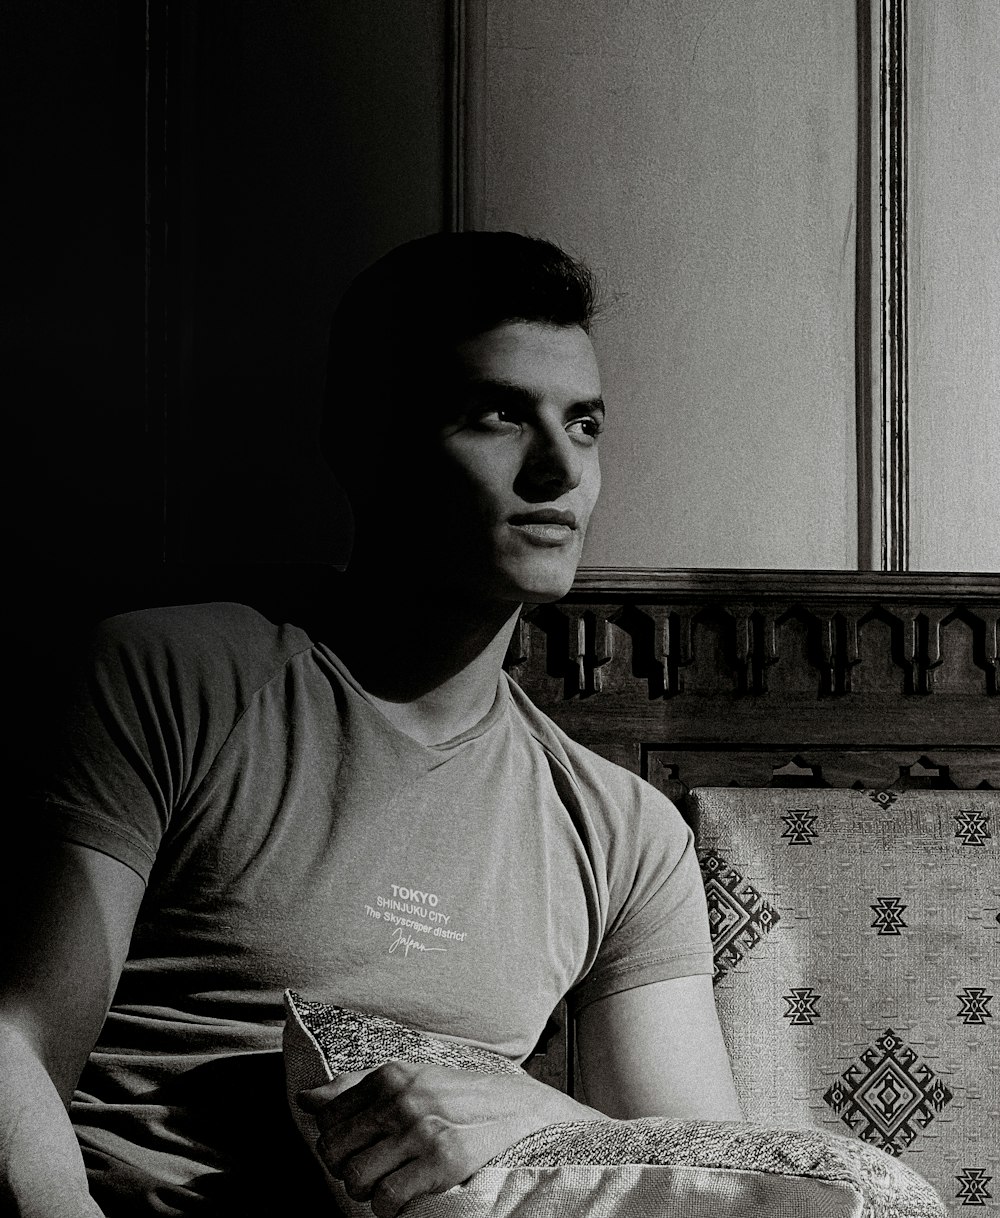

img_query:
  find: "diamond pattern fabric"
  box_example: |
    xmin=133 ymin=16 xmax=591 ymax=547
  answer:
xmin=689 ymin=788 xmax=999 ymax=1215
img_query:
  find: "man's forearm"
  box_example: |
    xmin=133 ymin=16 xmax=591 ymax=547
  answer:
xmin=0 ymin=1022 xmax=104 ymax=1218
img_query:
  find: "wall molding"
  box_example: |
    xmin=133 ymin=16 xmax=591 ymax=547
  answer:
xmin=855 ymin=0 xmax=876 ymax=570
xmin=878 ymin=0 xmax=911 ymax=571
xmin=570 ymin=568 xmax=997 ymax=600
xmin=851 ymin=0 xmax=913 ymax=572
xmin=445 ymin=0 xmax=485 ymax=233
xmin=445 ymin=0 xmax=466 ymax=233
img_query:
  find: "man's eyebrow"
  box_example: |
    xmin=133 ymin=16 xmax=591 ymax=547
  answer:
xmin=462 ymin=378 xmax=538 ymax=406
xmin=462 ymin=377 xmax=606 ymax=415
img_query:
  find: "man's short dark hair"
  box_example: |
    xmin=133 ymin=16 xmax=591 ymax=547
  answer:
xmin=320 ymin=231 xmax=599 ymax=486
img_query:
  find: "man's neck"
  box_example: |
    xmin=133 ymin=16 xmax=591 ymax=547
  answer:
xmin=329 ymin=573 xmax=522 ymax=747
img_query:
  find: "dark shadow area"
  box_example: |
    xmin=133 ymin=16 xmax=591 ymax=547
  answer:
xmin=11 ymin=562 xmax=342 ymax=807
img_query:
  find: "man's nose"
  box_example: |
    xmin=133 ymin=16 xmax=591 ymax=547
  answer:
xmin=514 ymin=421 xmax=583 ymax=501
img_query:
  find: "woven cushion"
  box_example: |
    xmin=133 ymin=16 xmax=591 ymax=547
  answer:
xmin=689 ymin=787 xmax=997 ymax=1214
xmin=283 ymin=991 xmax=943 ymax=1217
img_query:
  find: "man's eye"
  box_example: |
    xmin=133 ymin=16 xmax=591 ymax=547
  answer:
xmin=567 ymin=416 xmax=603 ymax=440
xmin=474 ymin=408 xmax=520 ymax=429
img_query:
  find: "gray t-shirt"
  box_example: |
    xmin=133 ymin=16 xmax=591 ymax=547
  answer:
xmin=32 ymin=602 xmax=712 ymax=1215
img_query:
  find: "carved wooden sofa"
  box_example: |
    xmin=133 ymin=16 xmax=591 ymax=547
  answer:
xmin=17 ymin=564 xmax=999 ymax=1214
xmin=512 ymin=569 xmax=999 ymax=1216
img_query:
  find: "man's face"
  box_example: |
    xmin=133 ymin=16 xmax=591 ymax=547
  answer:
xmin=416 ymin=320 xmax=604 ymax=604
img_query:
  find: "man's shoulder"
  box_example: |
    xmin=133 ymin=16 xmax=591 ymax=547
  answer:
xmin=91 ymin=601 xmax=315 ymax=690
xmin=503 ymin=679 xmax=692 ymax=876
xmin=504 ymin=676 xmax=655 ymax=805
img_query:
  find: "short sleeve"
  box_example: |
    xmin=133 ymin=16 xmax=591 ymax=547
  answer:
xmin=26 ymin=602 xmax=312 ymax=881
xmin=568 ymin=780 xmax=714 ymax=1012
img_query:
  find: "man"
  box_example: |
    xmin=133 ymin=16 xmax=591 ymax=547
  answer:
xmin=1 ymin=232 xmax=739 ymax=1218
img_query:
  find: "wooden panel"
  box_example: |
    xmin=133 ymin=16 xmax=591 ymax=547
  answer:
xmin=511 ymin=571 xmax=1000 ymax=794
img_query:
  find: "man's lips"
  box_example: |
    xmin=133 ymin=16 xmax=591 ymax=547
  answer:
xmin=508 ymin=509 xmax=578 ymax=528
xmin=507 ymin=509 xmax=578 ymax=546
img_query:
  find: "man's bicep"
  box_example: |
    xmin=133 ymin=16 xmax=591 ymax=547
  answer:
xmin=575 ymin=974 xmax=743 ymax=1121
xmin=1 ymin=838 xmax=145 ymax=1100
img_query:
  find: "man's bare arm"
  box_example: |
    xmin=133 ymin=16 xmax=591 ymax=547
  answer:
xmin=0 ymin=841 xmax=144 ymax=1217
xmin=575 ymin=974 xmax=743 ymax=1120
xmin=303 ymin=974 xmax=740 ymax=1218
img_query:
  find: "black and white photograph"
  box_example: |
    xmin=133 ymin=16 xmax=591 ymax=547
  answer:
xmin=5 ymin=3 xmax=999 ymax=1216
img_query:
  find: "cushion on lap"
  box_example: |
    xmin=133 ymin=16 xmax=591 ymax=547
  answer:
xmin=282 ymin=991 xmax=945 ymax=1218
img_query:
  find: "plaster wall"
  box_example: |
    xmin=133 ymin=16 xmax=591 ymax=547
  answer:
xmin=469 ymin=0 xmax=859 ymax=569
xmin=908 ymin=0 xmax=1000 ymax=573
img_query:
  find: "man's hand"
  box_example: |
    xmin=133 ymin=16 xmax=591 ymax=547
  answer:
xmin=299 ymin=1063 xmax=599 ymax=1218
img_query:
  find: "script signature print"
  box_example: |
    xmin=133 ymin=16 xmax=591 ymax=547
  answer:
xmin=389 ymin=927 xmax=447 ymax=957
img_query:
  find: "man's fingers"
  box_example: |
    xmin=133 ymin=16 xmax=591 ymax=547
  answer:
xmin=297 ymin=1069 xmax=373 ymax=1113
xmin=367 ymin=1156 xmax=449 ymax=1218
xmin=305 ymin=1062 xmax=542 ymax=1212
xmin=340 ymin=1115 xmax=471 ymax=1210
xmin=316 ymin=1103 xmax=394 ymax=1175
xmin=301 ymin=1061 xmax=413 ymax=1123
xmin=338 ymin=1132 xmax=415 ymax=1200
xmin=309 ymin=1064 xmax=420 ymax=1175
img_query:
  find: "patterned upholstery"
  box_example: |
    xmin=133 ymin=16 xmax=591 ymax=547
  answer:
xmin=689 ymin=788 xmax=999 ymax=1215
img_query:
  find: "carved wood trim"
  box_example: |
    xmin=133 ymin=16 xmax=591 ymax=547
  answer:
xmin=511 ymin=572 xmax=1000 ymax=794
xmin=570 ymin=569 xmax=999 ymax=600
xmin=513 ymin=599 xmax=999 ymax=701
xmin=645 ymin=747 xmax=1000 ymax=808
